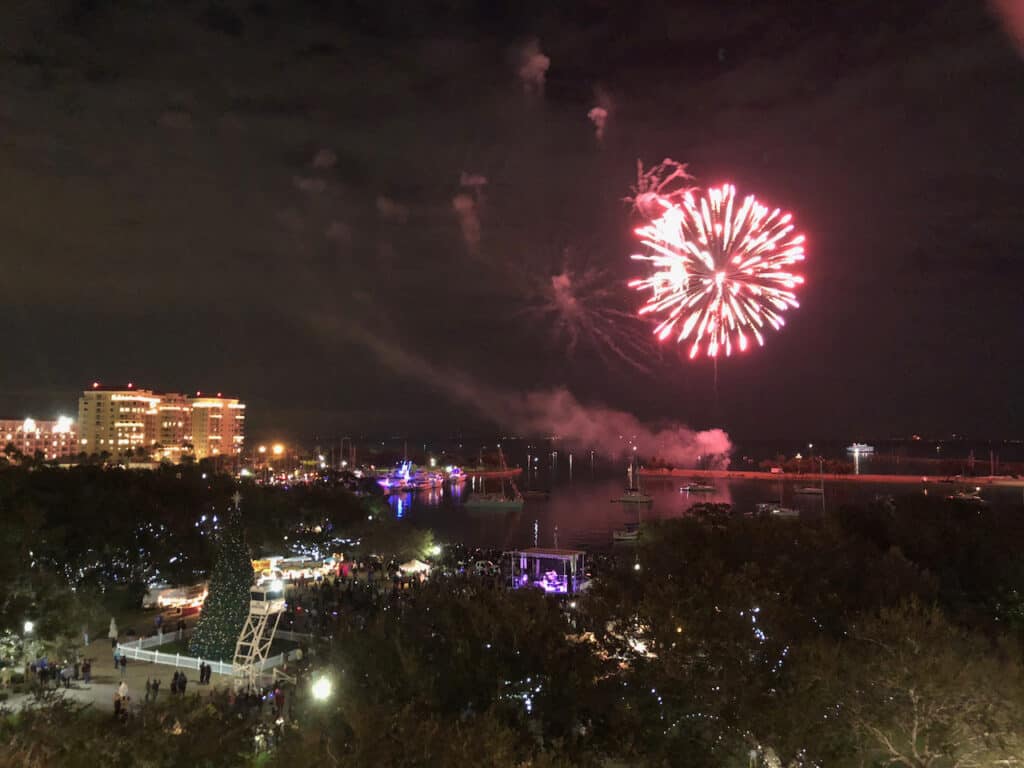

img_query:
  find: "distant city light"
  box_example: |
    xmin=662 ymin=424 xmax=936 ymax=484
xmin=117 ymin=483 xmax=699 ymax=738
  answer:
xmin=272 ymin=444 xmax=284 ymax=456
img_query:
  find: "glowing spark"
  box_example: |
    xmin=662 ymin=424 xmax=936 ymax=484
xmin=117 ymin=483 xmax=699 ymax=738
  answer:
xmin=521 ymin=254 xmax=656 ymax=373
xmin=630 ymin=183 xmax=806 ymax=358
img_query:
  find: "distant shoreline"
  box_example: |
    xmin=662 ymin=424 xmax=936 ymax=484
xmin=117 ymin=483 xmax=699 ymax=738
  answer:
xmin=639 ymin=467 xmax=1024 ymax=488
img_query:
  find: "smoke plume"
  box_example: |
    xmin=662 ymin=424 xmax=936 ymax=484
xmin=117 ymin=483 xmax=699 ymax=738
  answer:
xmin=350 ymin=327 xmax=731 ymax=467
xmin=376 ymin=195 xmax=409 ymax=224
xmin=588 ymin=87 xmax=612 ymax=141
xmin=991 ymin=0 xmax=1024 ymax=53
xmin=452 ymin=192 xmax=481 ymax=253
xmin=517 ymin=39 xmax=551 ymax=95
xmin=587 ymin=107 xmax=608 ymax=141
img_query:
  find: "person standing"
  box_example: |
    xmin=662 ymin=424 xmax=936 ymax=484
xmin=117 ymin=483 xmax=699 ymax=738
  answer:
xmin=171 ymin=671 xmax=179 ymax=695
xmin=274 ymin=687 xmax=285 ymax=718
xmin=152 ymin=678 xmax=160 ymax=700
xmin=119 ymin=654 xmax=127 ymax=678
xmin=145 ymin=678 xmax=152 ymax=703
xmin=179 ymin=671 xmax=187 ymax=695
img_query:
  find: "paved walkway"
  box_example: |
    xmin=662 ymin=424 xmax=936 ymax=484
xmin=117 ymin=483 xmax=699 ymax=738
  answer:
xmin=4 ymin=631 xmax=233 ymax=713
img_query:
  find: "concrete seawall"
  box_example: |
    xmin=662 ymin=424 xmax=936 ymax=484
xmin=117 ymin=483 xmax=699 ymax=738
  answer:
xmin=640 ymin=467 xmax=1024 ymax=487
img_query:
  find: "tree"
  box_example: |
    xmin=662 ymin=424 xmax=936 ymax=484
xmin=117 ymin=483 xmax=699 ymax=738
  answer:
xmin=189 ymin=504 xmax=252 ymax=661
xmin=784 ymin=601 xmax=1024 ymax=766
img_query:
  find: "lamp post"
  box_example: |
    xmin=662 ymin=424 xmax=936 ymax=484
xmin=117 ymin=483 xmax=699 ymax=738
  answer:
xmin=308 ymin=673 xmax=335 ymax=755
xmin=311 ymin=675 xmax=332 ymax=702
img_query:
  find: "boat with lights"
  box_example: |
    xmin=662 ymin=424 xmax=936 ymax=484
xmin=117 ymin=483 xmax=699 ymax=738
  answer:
xmin=846 ymin=442 xmax=875 ymax=454
xmin=680 ymin=482 xmax=715 ymax=493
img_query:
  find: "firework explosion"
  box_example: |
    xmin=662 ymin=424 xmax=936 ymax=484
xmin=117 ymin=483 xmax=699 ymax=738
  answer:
xmin=522 ymin=252 xmax=656 ymax=372
xmin=629 ymin=182 xmax=806 ymax=358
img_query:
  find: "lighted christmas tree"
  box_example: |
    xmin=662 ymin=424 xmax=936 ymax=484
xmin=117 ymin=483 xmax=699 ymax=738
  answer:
xmin=189 ymin=494 xmax=252 ymax=661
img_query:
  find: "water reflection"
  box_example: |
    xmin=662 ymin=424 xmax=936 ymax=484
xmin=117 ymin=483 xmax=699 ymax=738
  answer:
xmin=385 ymin=469 xmax=1021 ymax=551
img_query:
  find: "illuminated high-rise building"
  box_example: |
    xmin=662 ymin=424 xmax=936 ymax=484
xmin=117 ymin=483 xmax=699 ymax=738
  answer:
xmin=76 ymin=383 xmax=245 ymax=462
xmin=0 ymin=416 xmax=77 ymax=461
xmin=77 ymin=383 xmax=160 ymax=458
xmin=188 ymin=393 xmax=245 ymax=460
xmin=156 ymin=392 xmax=192 ymax=462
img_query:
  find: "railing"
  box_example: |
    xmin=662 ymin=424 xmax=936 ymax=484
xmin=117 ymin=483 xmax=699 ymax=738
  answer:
xmin=275 ymin=629 xmax=314 ymax=642
xmin=117 ymin=631 xmax=288 ymax=675
xmin=118 ymin=628 xmax=185 ymax=650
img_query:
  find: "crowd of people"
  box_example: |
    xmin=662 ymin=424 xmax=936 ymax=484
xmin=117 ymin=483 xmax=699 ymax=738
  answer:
xmin=27 ymin=656 xmax=94 ymax=689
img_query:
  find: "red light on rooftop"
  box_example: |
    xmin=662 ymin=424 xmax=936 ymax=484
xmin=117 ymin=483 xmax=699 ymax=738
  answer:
xmin=217 ymin=392 xmax=222 ymax=397
xmin=127 ymin=382 xmax=133 ymax=388
xmin=196 ymin=391 xmax=201 ymax=396
xmin=92 ymin=382 xmax=99 ymax=389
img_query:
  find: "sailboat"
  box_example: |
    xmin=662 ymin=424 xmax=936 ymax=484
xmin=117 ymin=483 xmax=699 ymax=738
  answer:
xmin=795 ymin=459 xmax=825 ymax=495
xmin=465 ymin=445 xmax=525 ymax=510
xmin=615 ymin=453 xmax=653 ymax=504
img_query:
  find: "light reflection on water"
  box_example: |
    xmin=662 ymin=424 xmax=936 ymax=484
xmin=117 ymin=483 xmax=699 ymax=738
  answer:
xmin=385 ymin=469 xmax=1024 ymax=551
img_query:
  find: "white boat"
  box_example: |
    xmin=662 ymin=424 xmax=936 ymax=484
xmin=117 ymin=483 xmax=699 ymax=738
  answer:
xmin=946 ymin=489 xmax=987 ymax=505
xmin=408 ymin=470 xmax=443 ymax=491
xmin=846 ymin=442 xmax=875 ymax=454
xmin=755 ymin=502 xmax=800 ymax=518
xmin=612 ymin=526 xmax=641 ymax=542
xmin=680 ymin=482 xmax=715 ymax=493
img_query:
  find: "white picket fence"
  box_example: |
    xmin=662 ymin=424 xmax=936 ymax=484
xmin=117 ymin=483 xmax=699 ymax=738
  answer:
xmin=116 ymin=630 xmax=288 ymax=675
xmin=274 ymin=629 xmax=314 ymax=642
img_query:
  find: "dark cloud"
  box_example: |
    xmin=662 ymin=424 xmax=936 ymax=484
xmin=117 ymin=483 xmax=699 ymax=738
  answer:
xmin=0 ymin=0 xmax=1022 ymax=441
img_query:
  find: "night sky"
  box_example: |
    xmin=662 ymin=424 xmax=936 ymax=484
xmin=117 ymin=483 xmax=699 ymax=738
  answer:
xmin=2 ymin=0 xmax=1022 ymax=444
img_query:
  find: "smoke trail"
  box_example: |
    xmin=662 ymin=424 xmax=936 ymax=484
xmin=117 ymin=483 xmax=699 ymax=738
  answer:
xmin=347 ymin=326 xmax=730 ymax=466
xmin=587 ymin=107 xmax=608 ymax=141
xmin=376 ymin=195 xmax=409 ymax=224
xmin=452 ymin=193 xmax=481 ymax=253
xmin=517 ymin=39 xmax=551 ymax=95
xmin=588 ymin=86 xmax=612 ymax=142
xmin=991 ymin=0 xmax=1024 ymax=54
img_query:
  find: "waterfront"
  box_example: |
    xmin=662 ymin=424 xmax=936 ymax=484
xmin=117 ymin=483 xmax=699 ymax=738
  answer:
xmin=389 ymin=463 xmax=1024 ymax=551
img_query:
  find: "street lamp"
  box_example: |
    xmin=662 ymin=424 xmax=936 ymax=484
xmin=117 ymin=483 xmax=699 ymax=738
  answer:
xmin=272 ymin=444 xmax=284 ymax=456
xmin=311 ymin=675 xmax=333 ymax=702
xmin=23 ymin=620 xmax=34 ymax=635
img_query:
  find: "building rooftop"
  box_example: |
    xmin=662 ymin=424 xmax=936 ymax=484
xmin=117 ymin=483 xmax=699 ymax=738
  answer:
xmin=84 ymin=382 xmax=150 ymax=392
xmin=509 ymin=547 xmax=586 ymax=559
